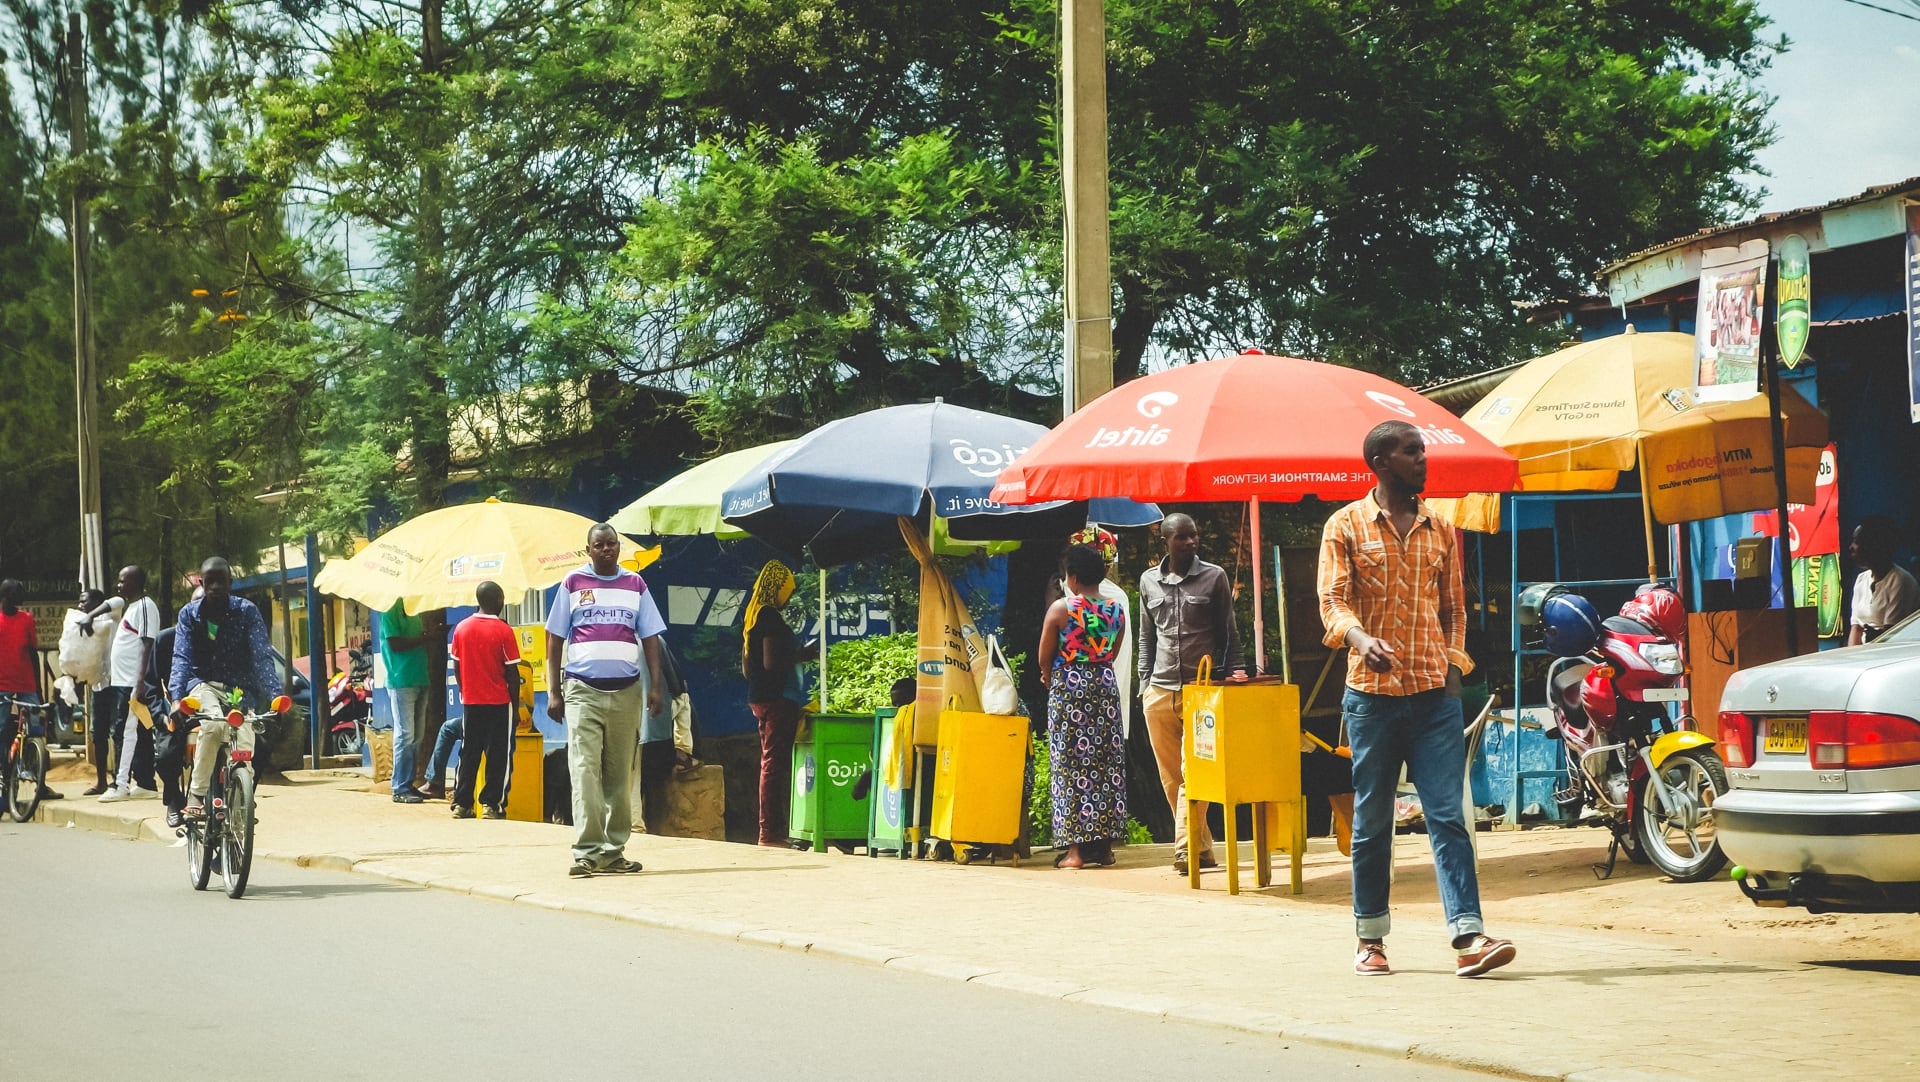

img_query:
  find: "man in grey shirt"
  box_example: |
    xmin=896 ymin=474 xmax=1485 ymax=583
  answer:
xmin=1138 ymin=513 xmax=1245 ymax=874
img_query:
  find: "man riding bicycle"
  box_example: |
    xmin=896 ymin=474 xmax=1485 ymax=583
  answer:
xmin=1 ymin=578 xmax=62 ymax=803
xmin=167 ymin=559 xmax=281 ymax=821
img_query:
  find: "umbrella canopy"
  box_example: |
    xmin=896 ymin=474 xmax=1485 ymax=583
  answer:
xmin=608 ymin=441 xmax=795 ymax=539
xmin=720 ymin=401 xmax=1159 ymax=566
xmin=1456 ymin=328 xmax=1827 ymax=523
xmin=989 ymin=351 xmax=1521 ymax=504
xmin=314 ymin=498 xmax=658 ymax=614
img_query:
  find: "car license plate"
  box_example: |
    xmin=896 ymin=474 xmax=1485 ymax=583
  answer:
xmin=1764 ymin=717 xmax=1808 ymax=755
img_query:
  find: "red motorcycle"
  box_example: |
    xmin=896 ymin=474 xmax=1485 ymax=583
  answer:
xmin=1521 ymin=583 xmax=1728 ymax=882
xmin=325 ymin=647 xmax=373 ymax=757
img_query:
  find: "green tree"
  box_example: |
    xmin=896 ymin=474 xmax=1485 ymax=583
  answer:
xmin=586 ymin=0 xmax=1779 ymax=434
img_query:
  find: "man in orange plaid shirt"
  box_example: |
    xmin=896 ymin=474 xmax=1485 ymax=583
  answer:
xmin=1319 ymin=420 xmax=1515 ymax=979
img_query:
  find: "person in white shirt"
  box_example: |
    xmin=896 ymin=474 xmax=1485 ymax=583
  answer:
xmin=91 ymin=566 xmax=162 ymax=801
xmin=1847 ymin=517 xmax=1920 ymax=646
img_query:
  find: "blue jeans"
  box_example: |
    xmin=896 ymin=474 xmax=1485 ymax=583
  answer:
xmin=1344 ymin=686 xmax=1482 ymax=943
xmin=386 ymin=685 xmax=428 ymax=794
xmin=428 ymin=713 xmax=464 ymax=786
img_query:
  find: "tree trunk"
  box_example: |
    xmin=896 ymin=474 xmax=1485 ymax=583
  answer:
xmin=413 ymin=0 xmax=454 ymax=754
xmin=1111 ymin=278 xmax=1157 ymax=387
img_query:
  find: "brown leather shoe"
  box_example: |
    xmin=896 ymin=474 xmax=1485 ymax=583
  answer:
xmin=1354 ymin=941 xmax=1391 ymax=976
xmin=1455 ymin=935 xmax=1516 ymax=978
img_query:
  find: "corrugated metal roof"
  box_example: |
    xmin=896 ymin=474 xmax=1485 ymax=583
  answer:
xmin=1598 ymin=175 xmax=1920 ymax=277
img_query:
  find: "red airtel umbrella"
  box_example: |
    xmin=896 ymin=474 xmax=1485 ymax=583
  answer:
xmin=992 ymin=351 xmax=1521 ymax=673
xmin=991 ymin=351 xmax=1519 ymax=505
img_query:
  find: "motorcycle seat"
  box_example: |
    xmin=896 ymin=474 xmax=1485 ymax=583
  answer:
xmin=1602 ymin=614 xmax=1659 ymax=637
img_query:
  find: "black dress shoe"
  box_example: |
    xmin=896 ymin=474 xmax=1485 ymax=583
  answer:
xmin=392 ymin=791 xmax=426 ymax=804
xmin=38 ymin=788 xmax=64 ymax=801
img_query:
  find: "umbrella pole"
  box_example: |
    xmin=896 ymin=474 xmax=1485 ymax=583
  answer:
xmin=1250 ymin=496 xmax=1264 ymax=675
xmin=1636 ymin=437 xmax=1658 ymax=583
xmin=819 ymin=566 xmax=829 ymax=710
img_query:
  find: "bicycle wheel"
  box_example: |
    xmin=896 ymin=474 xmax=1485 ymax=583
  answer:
xmin=8 ymin=738 xmax=44 ymax=823
xmin=221 ymin=766 xmax=256 ymax=898
xmin=186 ymin=809 xmax=214 ymax=890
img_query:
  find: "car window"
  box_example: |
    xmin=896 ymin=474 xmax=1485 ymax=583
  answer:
xmin=1878 ymin=608 xmax=1920 ymax=644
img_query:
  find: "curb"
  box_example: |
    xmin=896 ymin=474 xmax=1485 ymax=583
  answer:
xmin=40 ymin=799 xmax=1703 ymax=1082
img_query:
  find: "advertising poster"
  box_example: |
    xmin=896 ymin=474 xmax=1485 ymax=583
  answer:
xmin=1907 ymin=203 xmax=1920 ymax=423
xmin=1694 ymin=239 xmax=1769 ymax=403
xmin=1776 ymin=233 xmax=1811 ymax=370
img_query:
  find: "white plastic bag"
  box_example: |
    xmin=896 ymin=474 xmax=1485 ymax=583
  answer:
xmin=58 ymin=609 xmax=112 ymax=689
xmin=979 ymin=635 xmax=1019 ymax=715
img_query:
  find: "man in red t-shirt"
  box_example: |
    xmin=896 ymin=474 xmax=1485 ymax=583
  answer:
xmin=448 ymin=581 xmax=522 ymax=819
xmin=0 ymin=579 xmax=38 ymax=699
xmin=1 ymin=578 xmax=62 ymax=800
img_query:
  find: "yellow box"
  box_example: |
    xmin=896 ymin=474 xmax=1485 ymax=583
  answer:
xmin=1182 ymin=665 xmax=1305 ymax=895
xmin=514 ymin=624 xmax=548 ymax=692
xmin=930 ymin=708 xmax=1029 ymax=845
xmin=506 ymin=729 xmax=546 ymax=823
xmin=1184 ymin=679 xmax=1301 ymax=805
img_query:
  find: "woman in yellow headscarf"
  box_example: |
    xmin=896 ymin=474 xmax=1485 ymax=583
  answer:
xmin=742 ymin=560 xmax=800 ymax=847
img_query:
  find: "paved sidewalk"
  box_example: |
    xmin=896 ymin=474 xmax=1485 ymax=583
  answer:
xmin=37 ymin=772 xmax=1919 ymax=1082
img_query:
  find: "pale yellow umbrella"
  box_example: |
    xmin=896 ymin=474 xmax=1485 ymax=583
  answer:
xmin=314 ymin=497 xmax=659 ymax=614
xmin=1427 ymin=328 xmax=1827 ymax=576
xmin=607 ymin=441 xmax=794 ymax=539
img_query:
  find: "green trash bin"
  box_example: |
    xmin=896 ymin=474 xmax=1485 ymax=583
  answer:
xmin=868 ymin=708 xmax=909 ymax=857
xmin=790 ymin=712 xmax=875 ymax=852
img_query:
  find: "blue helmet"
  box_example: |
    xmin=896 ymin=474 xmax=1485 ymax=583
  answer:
xmin=1539 ymin=593 xmax=1601 ymax=658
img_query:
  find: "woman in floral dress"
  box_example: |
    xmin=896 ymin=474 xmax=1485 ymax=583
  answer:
xmin=1038 ymin=543 xmax=1129 ymax=869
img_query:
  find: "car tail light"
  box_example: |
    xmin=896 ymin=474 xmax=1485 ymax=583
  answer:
xmin=1718 ymin=711 xmax=1755 ymax=768
xmin=1808 ymin=710 xmax=1920 ymax=769
xmin=227 ymin=710 xmax=245 ymax=728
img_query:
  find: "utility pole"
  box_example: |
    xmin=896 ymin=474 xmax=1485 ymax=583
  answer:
xmin=1061 ymin=0 xmax=1114 ymax=412
xmin=67 ymin=13 xmax=104 ymax=591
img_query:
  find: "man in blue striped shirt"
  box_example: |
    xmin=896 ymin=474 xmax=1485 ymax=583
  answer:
xmin=545 ymin=523 xmax=666 ymax=878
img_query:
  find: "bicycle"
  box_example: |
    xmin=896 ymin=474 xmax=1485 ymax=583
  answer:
xmin=2 ymin=697 xmax=54 ymax=823
xmin=173 ymin=688 xmax=290 ymax=899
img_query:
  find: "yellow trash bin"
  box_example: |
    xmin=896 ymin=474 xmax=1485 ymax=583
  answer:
xmin=1182 ymin=659 xmax=1305 ymax=895
xmin=930 ymin=707 xmax=1029 ymax=857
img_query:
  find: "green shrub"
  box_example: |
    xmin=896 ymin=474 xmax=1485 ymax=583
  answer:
xmin=820 ymin=632 xmax=1027 ymax=715
xmin=820 ymin=632 xmax=918 ymax=714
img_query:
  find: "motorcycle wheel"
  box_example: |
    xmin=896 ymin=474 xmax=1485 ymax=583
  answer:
xmin=1632 ymin=748 xmax=1729 ymax=882
xmin=327 ymin=726 xmax=363 ymax=757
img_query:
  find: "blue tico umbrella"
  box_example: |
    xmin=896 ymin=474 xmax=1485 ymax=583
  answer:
xmin=719 ymin=401 xmax=1157 ymax=567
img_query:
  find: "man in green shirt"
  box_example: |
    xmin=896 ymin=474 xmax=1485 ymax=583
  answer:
xmin=380 ymin=601 xmax=434 ymax=803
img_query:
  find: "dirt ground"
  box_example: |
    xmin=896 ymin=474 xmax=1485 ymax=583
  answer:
xmin=1078 ymin=814 xmax=1920 ymax=972
xmin=41 ymin=743 xmax=1920 ymax=973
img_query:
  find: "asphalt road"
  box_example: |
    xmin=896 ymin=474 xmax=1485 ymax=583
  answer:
xmin=2 ymin=825 xmax=1482 ymax=1081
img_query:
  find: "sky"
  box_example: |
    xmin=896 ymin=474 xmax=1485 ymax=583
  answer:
xmin=1743 ymin=0 xmax=1920 ymax=213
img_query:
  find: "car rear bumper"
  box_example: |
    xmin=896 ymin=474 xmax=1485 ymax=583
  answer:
xmin=1717 ymin=789 xmax=1920 ymax=882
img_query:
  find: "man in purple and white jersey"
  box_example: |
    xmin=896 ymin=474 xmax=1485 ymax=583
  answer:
xmin=544 ymin=523 xmax=667 ymax=878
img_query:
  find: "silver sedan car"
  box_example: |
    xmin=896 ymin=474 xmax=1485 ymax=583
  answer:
xmin=1716 ymin=613 xmax=1920 ymax=912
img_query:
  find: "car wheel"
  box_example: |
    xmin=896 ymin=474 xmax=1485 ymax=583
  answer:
xmin=1634 ymin=748 xmax=1729 ymax=882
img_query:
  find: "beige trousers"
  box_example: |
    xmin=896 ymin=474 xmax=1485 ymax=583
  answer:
xmin=1141 ymin=683 xmax=1213 ymax=857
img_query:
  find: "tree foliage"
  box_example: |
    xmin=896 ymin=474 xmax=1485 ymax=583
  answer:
xmin=5 ymin=1 xmax=1783 ymax=584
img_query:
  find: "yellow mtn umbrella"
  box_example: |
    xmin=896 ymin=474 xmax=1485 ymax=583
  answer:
xmin=608 ymin=441 xmax=795 ymax=539
xmin=314 ymin=497 xmax=660 ymax=614
xmin=1431 ymin=328 xmax=1827 ymax=573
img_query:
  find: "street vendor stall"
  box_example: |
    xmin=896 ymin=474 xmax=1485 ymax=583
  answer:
xmin=1428 ymin=328 xmax=1828 ymax=836
xmin=992 ymin=350 xmax=1523 ymax=889
xmin=312 ymin=497 xmax=659 ymax=820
